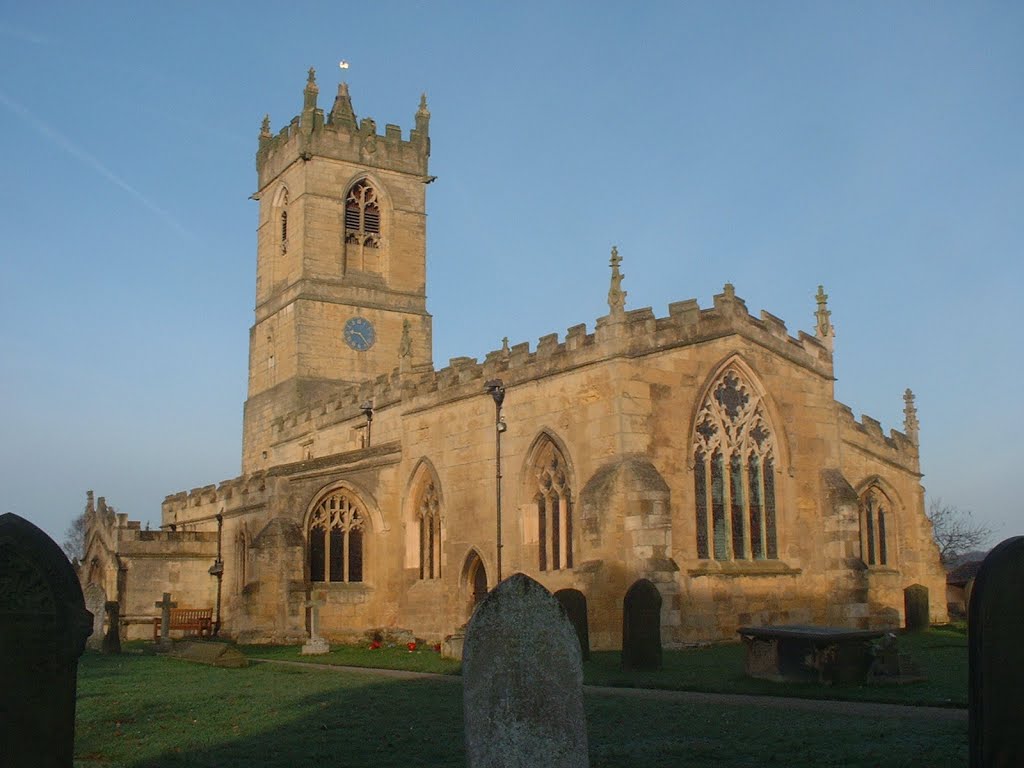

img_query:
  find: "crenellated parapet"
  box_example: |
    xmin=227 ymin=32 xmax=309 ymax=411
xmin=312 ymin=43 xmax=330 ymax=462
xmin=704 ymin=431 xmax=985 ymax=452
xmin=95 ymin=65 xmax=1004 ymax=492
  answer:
xmin=836 ymin=401 xmax=920 ymax=473
xmin=256 ymin=69 xmax=429 ymax=190
xmin=160 ymin=472 xmax=271 ymax=529
xmin=264 ymin=282 xmax=835 ymax=446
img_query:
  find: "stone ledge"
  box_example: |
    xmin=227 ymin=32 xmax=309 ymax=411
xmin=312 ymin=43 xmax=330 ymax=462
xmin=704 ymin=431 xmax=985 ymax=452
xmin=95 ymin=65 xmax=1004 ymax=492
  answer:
xmin=687 ymin=560 xmax=802 ymax=578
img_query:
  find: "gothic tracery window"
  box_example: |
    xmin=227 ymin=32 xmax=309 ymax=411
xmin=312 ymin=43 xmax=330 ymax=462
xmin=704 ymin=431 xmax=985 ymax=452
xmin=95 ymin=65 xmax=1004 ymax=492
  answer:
xmin=693 ymin=368 xmax=778 ymax=561
xmin=417 ymin=481 xmax=441 ymax=580
xmin=532 ymin=438 xmax=573 ymax=571
xmin=308 ymin=490 xmax=366 ymax=583
xmin=345 ymin=179 xmax=381 ymax=249
xmin=859 ymin=486 xmax=890 ymax=566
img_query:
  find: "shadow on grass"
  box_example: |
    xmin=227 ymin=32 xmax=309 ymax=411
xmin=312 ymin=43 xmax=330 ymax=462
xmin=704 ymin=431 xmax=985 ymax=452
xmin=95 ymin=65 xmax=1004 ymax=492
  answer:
xmin=75 ymin=653 xmax=967 ymax=768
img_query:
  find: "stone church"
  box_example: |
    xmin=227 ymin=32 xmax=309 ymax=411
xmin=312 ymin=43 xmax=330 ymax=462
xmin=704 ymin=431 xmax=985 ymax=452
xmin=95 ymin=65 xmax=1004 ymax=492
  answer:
xmin=81 ymin=70 xmax=947 ymax=648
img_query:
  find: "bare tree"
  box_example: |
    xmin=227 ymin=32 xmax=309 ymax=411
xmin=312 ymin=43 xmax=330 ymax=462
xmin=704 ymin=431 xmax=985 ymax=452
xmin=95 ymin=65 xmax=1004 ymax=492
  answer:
xmin=62 ymin=510 xmax=88 ymax=562
xmin=927 ymin=498 xmax=992 ymax=567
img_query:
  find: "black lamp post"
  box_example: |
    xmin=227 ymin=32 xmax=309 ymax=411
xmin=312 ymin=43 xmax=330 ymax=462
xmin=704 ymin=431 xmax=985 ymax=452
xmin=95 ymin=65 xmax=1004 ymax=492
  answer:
xmin=484 ymin=379 xmax=506 ymax=581
xmin=208 ymin=512 xmax=225 ymax=637
xmin=360 ymin=401 xmax=374 ymax=447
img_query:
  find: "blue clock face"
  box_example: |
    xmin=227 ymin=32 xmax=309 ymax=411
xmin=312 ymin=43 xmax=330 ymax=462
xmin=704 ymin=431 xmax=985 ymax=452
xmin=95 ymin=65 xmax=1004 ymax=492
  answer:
xmin=344 ymin=317 xmax=375 ymax=351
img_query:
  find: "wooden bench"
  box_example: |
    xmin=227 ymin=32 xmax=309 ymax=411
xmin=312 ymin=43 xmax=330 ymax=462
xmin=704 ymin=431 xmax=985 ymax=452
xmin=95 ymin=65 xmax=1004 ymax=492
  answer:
xmin=153 ymin=608 xmax=213 ymax=641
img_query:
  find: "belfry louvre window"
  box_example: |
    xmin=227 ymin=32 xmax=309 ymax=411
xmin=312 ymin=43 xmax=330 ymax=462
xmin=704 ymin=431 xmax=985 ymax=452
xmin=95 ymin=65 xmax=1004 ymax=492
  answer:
xmin=308 ymin=491 xmax=365 ymax=583
xmin=693 ymin=369 xmax=778 ymax=560
xmin=859 ymin=486 xmax=890 ymax=566
xmin=278 ymin=189 xmax=289 ymax=254
xmin=532 ymin=438 xmax=573 ymax=571
xmin=345 ymin=179 xmax=380 ymax=248
xmin=417 ymin=481 xmax=441 ymax=580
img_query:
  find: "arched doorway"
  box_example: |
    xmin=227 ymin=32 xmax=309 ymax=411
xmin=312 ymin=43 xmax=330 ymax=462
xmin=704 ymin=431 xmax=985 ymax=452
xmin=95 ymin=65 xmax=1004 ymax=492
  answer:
xmin=462 ymin=550 xmax=488 ymax=621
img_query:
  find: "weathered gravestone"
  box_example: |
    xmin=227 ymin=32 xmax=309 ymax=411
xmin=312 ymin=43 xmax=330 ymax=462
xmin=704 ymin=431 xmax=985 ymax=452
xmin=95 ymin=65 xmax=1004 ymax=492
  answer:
xmin=101 ymin=601 xmax=121 ymax=654
xmin=554 ymin=589 xmax=590 ymax=662
xmin=0 ymin=513 xmax=93 ymax=768
xmin=463 ymin=573 xmax=589 ymax=768
xmin=969 ymin=536 xmax=1024 ymax=768
xmin=903 ymin=584 xmax=929 ymax=632
xmin=622 ymin=578 xmax=662 ymax=671
xmin=83 ymin=583 xmax=106 ymax=651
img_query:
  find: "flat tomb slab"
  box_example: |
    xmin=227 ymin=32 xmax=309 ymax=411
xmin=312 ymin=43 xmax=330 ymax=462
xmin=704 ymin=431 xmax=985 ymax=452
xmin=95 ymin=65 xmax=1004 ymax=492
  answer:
xmin=737 ymin=625 xmax=886 ymax=685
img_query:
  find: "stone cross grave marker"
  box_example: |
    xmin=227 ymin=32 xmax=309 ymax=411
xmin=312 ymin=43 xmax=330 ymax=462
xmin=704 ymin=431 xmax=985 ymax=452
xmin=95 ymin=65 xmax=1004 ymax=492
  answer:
xmin=463 ymin=572 xmax=589 ymax=768
xmin=622 ymin=578 xmax=662 ymax=670
xmin=301 ymin=593 xmax=329 ymax=655
xmin=102 ymin=601 xmax=121 ymax=654
xmin=0 ymin=512 xmax=93 ymax=768
xmin=903 ymin=584 xmax=929 ymax=632
xmin=155 ymin=592 xmax=177 ymax=646
xmin=969 ymin=536 xmax=1024 ymax=768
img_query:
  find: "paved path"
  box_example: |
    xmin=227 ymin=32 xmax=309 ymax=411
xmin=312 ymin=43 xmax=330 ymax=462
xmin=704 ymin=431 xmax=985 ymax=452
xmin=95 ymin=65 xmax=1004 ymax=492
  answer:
xmin=249 ymin=658 xmax=967 ymax=722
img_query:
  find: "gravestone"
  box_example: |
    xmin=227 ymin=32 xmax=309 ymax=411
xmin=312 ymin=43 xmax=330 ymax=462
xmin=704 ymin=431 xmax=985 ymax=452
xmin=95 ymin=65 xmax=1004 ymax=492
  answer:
xmin=154 ymin=592 xmax=177 ymax=647
xmin=0 ymin=513 xmax=93 ymax=768
xmin=622 ymin=578 xmax=662 ymax=670
xmin=969 ymin=536 xmax=1024 ymax=768
xmin=554 ymin=588 xmax=590 ymax=662
xmin=463 ymin=573 xmax=589 ymax=768
xmin=83 ymin=583 xmax=106 ymax=650
xmin=101 ymin=601 xmax=121 ymax=654
xmin=301 ymin=593 xmax=329 ymax=655
xmin=903 ymin=584 xmax=929 ymax=632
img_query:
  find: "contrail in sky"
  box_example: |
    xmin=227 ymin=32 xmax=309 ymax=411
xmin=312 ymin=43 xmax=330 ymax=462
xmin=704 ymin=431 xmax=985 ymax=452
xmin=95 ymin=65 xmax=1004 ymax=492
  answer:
xmin=0 ymin=89 xmax=192 ymax=241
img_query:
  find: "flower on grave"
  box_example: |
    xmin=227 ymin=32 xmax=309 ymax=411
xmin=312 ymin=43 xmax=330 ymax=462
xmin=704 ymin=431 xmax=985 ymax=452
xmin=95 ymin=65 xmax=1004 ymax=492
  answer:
xmin=407 ymin=641 xmax=416 ymax=652
xmin=433 ymin=643 xmax=441 ymax=653
xmin=369 ymin=640 xmax=381 ymax=650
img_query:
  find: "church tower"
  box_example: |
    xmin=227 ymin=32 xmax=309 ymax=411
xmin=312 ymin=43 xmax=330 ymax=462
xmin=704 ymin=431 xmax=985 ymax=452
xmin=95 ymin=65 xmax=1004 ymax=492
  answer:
xmin=242 ymin=69 xmax=434 ymax=471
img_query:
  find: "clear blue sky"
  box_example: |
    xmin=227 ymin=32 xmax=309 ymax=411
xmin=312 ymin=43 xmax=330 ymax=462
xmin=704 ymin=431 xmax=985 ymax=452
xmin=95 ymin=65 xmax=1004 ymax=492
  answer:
xmin=1 ymin=3 xmax=1020 ymax=548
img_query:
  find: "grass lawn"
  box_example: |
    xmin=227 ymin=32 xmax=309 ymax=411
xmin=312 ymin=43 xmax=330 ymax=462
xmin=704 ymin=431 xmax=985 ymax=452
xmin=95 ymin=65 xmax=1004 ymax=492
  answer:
xmin=237 ymin=624 xmax=968 ymax=708
xmin=74 ymin=651 xmax=967 ymax=768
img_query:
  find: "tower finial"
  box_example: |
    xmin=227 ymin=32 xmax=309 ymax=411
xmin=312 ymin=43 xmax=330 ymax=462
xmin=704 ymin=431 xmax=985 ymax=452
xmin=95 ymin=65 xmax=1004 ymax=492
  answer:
xmin=418 ymin=92 xmax=430 ymax=117
xmin=260 ymin=114 xmax=271 ymax=138
xmin=303 ymin=67 xmax=319 ymax=112
xmin=607 ymin=246 xmax=626 ymax=317
xmin=903 ymin=388 xmax=919 ymax=445
xmin=815 ymin=284 xmax=835 ymax=351
xmin=330 ymin=82 xmax=356 ymax=128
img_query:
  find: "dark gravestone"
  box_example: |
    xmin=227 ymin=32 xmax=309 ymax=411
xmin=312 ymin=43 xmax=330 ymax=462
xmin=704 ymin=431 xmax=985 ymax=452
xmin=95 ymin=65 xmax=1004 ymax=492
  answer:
xmin=0 ymin=513 xmax=93 ymax=768
xmin=101 ymin=601 xmax=121 ymax=654
xmin=554 ymin=589 xmax=590 ymax=662
xmin=903 ymin=584 xmax=929 ymax=632
xmin=969 ymin=536 xmax=1024 ymax=768
xmin=170 ymin=640 xmax=249 ymax=669
xmin=463 ymin=573 xmax=588 ymax=768
xmin=622 ymin=578 xmax=662 ymax=670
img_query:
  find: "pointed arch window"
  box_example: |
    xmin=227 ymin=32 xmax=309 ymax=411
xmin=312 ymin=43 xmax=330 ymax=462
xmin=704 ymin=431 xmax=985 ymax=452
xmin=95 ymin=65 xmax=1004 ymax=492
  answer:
xmin=859 ymin=486 xmax=891 ymax=566
xmin=417 ymin=481 xmax=441 ymax=580
xmin=693 ymin=368 xmax=778 ymax=560
xmin=532 ymin=438 xmax=573 ymax=571
xmin=308 ymin=490 xmax=366 ymax=583
xmin=345 ymin=179 xmax=381 ymax=249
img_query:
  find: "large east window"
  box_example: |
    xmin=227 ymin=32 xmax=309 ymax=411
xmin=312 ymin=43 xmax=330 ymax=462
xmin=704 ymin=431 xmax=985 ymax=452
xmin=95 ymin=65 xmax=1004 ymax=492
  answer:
xmin=693 ymin=368 xmax=778 ymax=560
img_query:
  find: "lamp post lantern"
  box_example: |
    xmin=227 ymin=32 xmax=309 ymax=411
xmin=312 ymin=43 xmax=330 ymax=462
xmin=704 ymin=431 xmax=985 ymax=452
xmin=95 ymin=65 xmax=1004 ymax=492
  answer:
xmin=360 ymin=401 xmax=374 ymax=447
xmin=484 ymin=379 xmax=506 ymax=581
